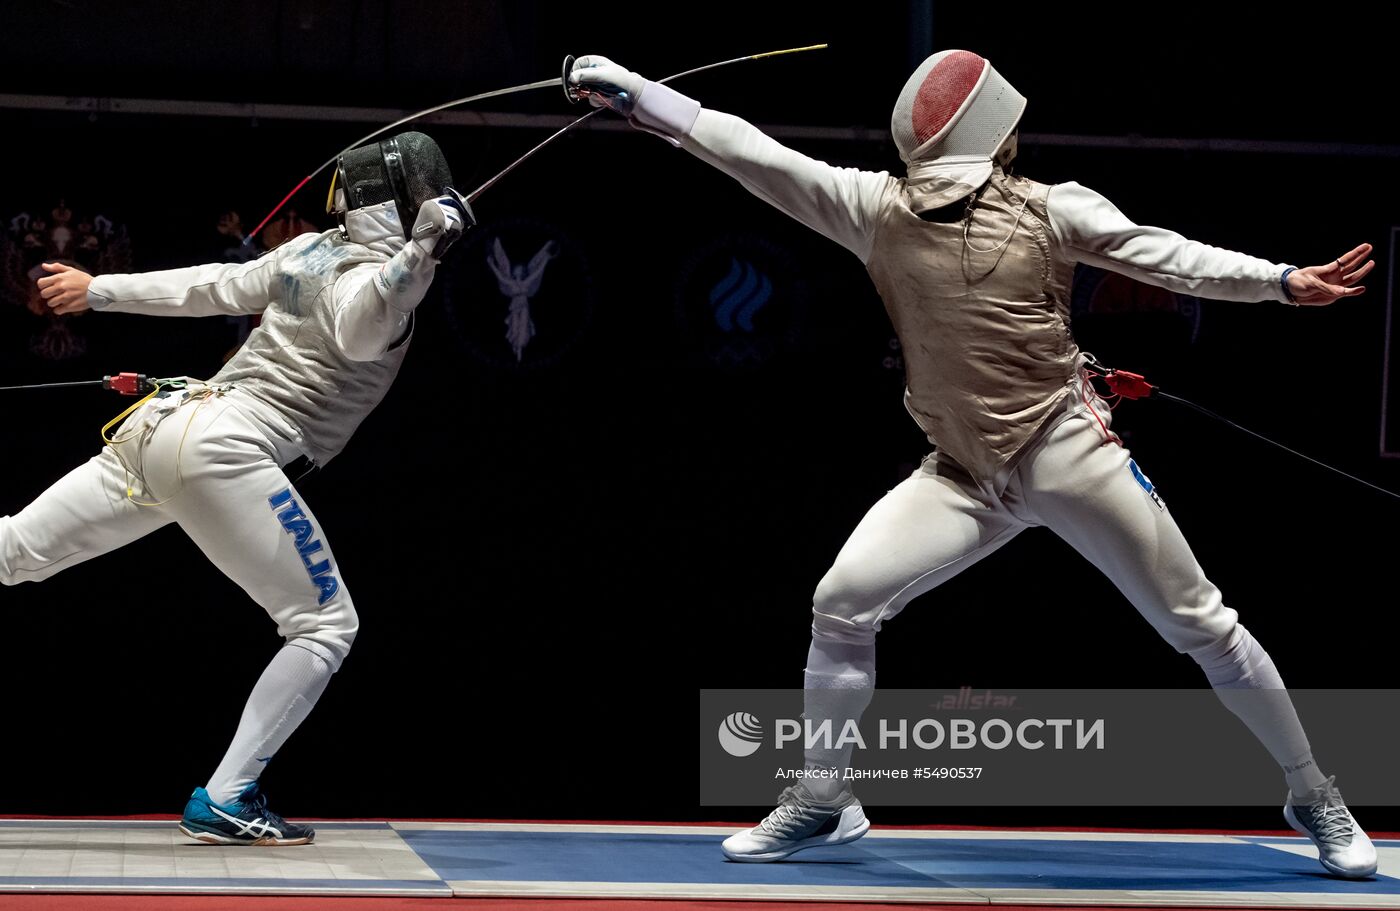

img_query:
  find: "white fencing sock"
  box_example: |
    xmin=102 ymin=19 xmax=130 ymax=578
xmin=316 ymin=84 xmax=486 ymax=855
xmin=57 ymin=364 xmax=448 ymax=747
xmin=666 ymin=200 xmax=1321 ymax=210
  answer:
xmin=1193 ymin=624 xmax=1327 ymax=798
xmin=205 ymin=643 xmax=334 ymax=805
xmin=802 ymin=637 xmax=876 ymax=805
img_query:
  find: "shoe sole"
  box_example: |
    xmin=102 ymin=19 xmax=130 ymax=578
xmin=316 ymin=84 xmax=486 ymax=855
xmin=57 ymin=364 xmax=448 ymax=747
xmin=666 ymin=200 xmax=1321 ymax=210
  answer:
xmin=722 ymin=816 xmax=871 ymax=863
xmin=178 ymin=823 xmax=314 ymax=847
xmin=1283 ymin=804 xmax=1377 ymax=879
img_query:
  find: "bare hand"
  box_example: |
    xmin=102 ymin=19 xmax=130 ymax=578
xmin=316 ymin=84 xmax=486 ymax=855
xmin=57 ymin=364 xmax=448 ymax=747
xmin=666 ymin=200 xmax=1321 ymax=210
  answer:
xmin=36 ymin=262 xmax=94 ymax=315
xmin=1287 ymin=243 xmax=1374 ymax=306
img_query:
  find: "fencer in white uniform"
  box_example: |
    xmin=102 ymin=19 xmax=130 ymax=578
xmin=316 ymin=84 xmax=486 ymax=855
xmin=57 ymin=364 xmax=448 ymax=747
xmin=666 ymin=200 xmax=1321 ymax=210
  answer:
xmin=6 ymin=131 xmax=469 ymax=845
xmin=568 ymin=53 xmax=1379 ymax=877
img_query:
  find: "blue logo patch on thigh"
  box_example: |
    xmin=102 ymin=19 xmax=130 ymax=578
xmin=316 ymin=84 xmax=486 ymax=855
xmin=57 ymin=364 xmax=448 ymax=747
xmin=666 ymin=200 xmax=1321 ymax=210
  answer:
xmin=1128 ymin=459 xmax=1166 ymax=511
xmin=268 ymin=488 xmax=340 ymax=604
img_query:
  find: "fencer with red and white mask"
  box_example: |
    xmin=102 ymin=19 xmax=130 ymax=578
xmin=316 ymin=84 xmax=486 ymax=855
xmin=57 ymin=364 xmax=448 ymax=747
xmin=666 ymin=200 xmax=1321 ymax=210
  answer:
xmin=6 ymin=131 xmax=470 ymax=847
xmin=569 ymin=52 xmax=1377 ymax=876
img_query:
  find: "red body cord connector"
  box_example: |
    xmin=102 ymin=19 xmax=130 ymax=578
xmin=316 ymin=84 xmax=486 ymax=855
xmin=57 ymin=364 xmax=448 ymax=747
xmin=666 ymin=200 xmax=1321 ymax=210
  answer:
xmin=1104 ymin=370 xmax=1155 ymax=400
xmin=102 ymin=373 xmax=150 ymax=396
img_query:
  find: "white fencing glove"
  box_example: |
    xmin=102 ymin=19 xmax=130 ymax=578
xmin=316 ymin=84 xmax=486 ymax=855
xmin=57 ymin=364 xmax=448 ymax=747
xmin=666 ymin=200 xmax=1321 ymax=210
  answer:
xmin=568 ymin=54 xmax=700 ymax=145
xmin=410 ymin=188 xmax=474 ymax=261
xmin=568 ymin=55 xmax=645 ymax=116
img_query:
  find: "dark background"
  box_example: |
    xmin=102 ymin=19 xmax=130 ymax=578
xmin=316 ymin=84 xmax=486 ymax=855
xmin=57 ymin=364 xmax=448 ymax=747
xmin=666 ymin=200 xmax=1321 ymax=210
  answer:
xmin=2 ymin=1 xmax=1398 ymax=831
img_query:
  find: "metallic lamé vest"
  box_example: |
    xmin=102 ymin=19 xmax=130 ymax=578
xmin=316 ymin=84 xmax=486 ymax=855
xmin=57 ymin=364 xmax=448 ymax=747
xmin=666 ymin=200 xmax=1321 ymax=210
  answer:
xmin=208 ymin=230 xmax=410 ymax=466
xmin=865 ymin=166 xmax=1079 ymax=482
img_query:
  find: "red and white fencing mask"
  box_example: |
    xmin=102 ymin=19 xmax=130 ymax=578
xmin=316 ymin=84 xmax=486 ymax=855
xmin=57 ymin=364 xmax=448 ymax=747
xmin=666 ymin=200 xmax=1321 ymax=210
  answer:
xmin=891 ymin=50 xmax=1026 ymax=208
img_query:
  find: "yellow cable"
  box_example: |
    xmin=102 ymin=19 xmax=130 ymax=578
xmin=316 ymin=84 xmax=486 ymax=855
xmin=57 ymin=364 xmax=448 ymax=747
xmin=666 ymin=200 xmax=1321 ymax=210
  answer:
xmin=101 ymin=380 xmax=210 ymax=507
xmin=100 ymin=388 xmax=159 ymax=447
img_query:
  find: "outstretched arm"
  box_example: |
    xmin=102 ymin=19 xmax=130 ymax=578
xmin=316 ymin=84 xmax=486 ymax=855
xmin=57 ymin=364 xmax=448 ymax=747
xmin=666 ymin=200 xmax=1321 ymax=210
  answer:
xmin=569 ymin=55 xmax=894 ymax=263
xmin=1047 ymin=182 xmax=1373 ymax=305
xmin=37 ymin=253 xmax=281 ymax=317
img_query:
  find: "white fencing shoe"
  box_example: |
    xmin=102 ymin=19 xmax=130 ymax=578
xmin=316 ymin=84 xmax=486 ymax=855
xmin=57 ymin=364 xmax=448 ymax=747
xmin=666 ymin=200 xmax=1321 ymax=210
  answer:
xmin=1284 ymin=776 xmax=1377 ymax=879
xmin=721 ymin=784 xmax=870 ymax=863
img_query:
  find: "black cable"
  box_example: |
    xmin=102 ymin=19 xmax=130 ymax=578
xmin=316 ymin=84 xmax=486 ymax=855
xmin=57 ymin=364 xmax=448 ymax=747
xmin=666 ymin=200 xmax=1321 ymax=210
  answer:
xmin=1154 ymin=390 xmax=1399 ymax=501
xmin=0 ymin=380 xmax=104 ymax=392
